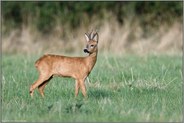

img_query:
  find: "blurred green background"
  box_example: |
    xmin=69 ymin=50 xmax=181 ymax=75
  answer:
xmin=2 ymin=1 xmax=183 ymax=54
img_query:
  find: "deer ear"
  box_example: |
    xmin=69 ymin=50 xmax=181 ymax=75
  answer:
xmin=93 ymin=33 xmax=99 ymax=43
xmin=85 ymin=33 xmax=89 ymax=42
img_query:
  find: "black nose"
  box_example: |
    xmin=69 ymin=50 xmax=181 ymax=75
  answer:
xmin=84 ymin=49 xmax=89 ymax=53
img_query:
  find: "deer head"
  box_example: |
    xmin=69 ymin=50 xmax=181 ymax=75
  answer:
xmin=83 ymin=31 xmax=99 ymax=54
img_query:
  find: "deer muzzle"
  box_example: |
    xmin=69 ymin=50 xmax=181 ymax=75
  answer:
xmin=84 ymin=49 xmax=90 ymax=53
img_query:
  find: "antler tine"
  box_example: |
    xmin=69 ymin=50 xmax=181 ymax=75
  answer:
xmin=89 ymin=30 xmax=94 ymax=40
xmin=92 ymin=30 xmax=98 ymax=39
xmin=87 ymin=30 xmax=98 ymax=40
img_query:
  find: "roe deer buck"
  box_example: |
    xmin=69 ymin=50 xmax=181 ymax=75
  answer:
xmin=29 ymin=31 xmax=99 ymax=98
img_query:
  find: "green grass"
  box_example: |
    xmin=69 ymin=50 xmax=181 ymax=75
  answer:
xmin=2 ymin=53 xmax=182 ymax=122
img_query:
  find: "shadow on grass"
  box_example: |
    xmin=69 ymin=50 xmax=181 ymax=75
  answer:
xmin=64 ymin=101 xmax=83 ymax=113
xmin=46 ymin=89 xmax=114 ymax=114
xmin=88 ymin=88 xmax=114 ymax=99
xmin=47 ymin=99 xmax=88 ymax=114
xmin=64 ymin=99 xmax=92 ymax=114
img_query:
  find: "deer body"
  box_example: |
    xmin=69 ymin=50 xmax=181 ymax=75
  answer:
xmin=35 ymin=54 xmax=97 ymax=78
xmin=30 ymin=31 xmax=99 ymax=98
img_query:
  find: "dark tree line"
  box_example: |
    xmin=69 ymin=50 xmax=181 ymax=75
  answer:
xmin=2 ymin=1 xmax=183 ymax=33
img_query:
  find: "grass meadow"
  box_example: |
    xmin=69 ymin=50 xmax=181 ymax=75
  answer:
xmin=2 ymin=53 xmax=183 ymax=122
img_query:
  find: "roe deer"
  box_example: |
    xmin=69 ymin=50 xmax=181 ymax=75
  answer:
xmin=29 ymin=31 xmax=99 ymax=98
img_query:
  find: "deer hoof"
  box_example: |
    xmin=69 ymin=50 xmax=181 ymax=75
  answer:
xmin=29 ymin=90 xmax=33 ymax=97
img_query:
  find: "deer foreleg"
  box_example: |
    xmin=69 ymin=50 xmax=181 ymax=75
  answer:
xmin=79 ymin=80 xmax=87 ymax=98
xmin=75 ymin=80 xmax=80 ymax=97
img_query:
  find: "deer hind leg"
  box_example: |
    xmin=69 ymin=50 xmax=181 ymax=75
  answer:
xmin=30 ymin=74 xmax=51 ymax=97
xmin=38 ymin=76 xmax=52 ymax=97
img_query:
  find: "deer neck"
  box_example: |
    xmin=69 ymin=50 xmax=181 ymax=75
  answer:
xmin=86 ymin=51 xmax=98 ymax=71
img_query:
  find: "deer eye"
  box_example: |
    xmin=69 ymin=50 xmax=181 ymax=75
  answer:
xmin=90 ymin=45 xmax=94 ymax=48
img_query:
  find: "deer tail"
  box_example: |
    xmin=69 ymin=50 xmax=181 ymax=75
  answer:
xmin=35 ymin=54 xmax=48 ymax=68
xmin=35 ymin=59 xmax=40 ymax=68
